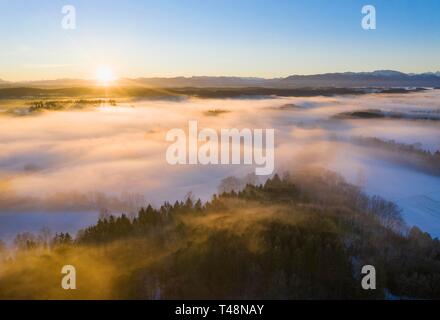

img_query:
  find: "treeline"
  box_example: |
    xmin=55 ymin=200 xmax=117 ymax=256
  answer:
xmin=11 ymin=229 xmax=74 ymax=251
xmin=335 ymin=109 xmax=440 ymax=121
xmin=2 ymin=171 xmax=440 ymax=299
xmin=350 ymin=136 xmax=440 ymax=157
xmin=348 ymin=136 xmax=440 ymax=175
xmin=0 ymin=189 xmax=146 ymax=214
xmin=28 ymin=99 xmax=117 ymax=112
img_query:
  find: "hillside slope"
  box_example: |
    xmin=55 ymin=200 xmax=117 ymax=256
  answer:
xmin=1 ymin=170 xmax=439 ymax=299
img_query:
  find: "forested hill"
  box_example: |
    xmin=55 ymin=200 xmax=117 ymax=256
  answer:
xmin=1 ymin=170 xmax=440 ymax=299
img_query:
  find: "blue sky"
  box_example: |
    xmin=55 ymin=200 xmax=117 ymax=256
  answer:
xmin=0 ymin=0 xmax=439 ymax=80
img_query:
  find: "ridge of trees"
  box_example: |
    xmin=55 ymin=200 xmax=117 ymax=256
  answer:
xmin=3 ymin=171 xmax=440 ymax=299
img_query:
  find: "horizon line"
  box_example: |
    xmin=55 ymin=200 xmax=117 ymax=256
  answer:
xmin=2 ymin=69 xmax=440 ymax=83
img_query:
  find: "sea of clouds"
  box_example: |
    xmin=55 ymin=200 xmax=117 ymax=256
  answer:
xmin=1 ymin=90 xmax=440 ymax=238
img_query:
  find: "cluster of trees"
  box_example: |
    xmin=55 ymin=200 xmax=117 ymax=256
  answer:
xmin=0 ymin=189 xmax=146 ymax=216
xmin=204 ymin=109 xmax=230 ymax=117
xmin=349 ymin=136 xmax=440 ymax=175
xmin=29 ymin=101 xmax=65 ymax=112
xmin=336 ymin=109 xmax=440 ymax=121
xmin=28 ymin=99 xmax=117 ymax=113
xmin=11 ymin=228 xmax=73 ymax=251
xmin=351 ymin=136 xmax=440 ymax=158
xmin=2 ymin=171 xmax=440 ymax=299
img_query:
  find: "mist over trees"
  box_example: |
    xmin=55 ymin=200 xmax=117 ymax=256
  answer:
xmin=1 ymin=170 xmax=440 ymax=299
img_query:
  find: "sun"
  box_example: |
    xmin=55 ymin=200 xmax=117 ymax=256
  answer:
xmin=96 ymin=66 xmax=116 ymax=86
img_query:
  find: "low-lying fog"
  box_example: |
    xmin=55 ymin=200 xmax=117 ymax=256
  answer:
xmin=1 ymin=90 xmax=439 ymax=240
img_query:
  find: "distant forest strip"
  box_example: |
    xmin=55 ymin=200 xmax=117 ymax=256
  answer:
xmin=348 ymin=136 xmax=440 ymax=158
xmin=27 ymin=99 xmax=117 ymax=112
xmin=335 ymin=109 xmax=440 ymax=121
xmin=0 ymin=86 xmax=427 ymax=100
xmin=332 ymin=135 xmax=440 ymax=175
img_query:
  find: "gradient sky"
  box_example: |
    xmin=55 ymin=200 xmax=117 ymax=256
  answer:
xmin=0 ymin=0 xmax=439 ymax=81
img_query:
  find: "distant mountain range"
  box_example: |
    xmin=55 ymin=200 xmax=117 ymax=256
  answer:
xmin=2 ymin=70 xmax=440 ymax=88
xmin=280 ymin=70 xmax=440 ymax=88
